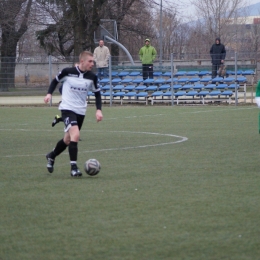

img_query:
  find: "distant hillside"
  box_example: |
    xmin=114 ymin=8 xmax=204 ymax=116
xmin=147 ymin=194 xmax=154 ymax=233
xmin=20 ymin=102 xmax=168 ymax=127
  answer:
xmin=237 ymin=2 xmax=260 ymax=17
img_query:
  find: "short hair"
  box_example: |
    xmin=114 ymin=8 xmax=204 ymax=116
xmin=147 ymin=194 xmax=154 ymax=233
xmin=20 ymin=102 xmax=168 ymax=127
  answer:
xmin=79 ymin=51 xmax=93 ymax=61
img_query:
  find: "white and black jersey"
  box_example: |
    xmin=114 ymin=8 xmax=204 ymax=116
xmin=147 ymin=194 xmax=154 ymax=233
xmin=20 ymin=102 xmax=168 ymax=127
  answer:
xmin=47 ymin=66 xmax=101 ymax=115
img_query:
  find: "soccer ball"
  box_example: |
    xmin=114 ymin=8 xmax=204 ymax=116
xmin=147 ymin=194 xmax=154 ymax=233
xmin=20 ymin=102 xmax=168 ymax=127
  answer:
xmin=84 ymin=159 xmax=101 ymax=176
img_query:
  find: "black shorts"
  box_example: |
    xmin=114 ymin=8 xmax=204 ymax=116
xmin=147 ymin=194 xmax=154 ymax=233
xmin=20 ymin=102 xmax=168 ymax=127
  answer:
xmin=61 ymin=110 xmax=85 ymax=132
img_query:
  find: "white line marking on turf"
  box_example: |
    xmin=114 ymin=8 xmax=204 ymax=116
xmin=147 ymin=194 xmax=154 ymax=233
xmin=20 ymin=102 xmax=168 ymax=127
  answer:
xmin=0 ymin=131 xmax=188 ymax=158
xmin=181 ymin=107 xmax=257 ymax=114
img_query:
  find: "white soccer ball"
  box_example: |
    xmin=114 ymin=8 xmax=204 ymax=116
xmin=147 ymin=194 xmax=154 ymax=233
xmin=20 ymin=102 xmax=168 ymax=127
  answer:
xmin=84 ymin=159 xmax=101 ymax=176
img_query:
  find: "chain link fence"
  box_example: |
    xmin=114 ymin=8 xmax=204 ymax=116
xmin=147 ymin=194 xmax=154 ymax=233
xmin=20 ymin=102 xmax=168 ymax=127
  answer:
xmin=0 ymin=52 xmax=258 ymax=105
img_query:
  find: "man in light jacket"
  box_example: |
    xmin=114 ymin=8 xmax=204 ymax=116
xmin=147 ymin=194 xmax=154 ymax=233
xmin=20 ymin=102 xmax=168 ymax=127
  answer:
xmin=139 ymin=38 xmax=157 ymax=80
xmin=94 ymin=40 xmax=110 ymax=79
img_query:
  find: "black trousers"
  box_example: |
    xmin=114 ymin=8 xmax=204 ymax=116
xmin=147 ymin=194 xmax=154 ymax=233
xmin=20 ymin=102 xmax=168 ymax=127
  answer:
xmin=142 ymin=64 xmax=153 ymax=80
xmin=212 ymin=64 xmax=221 ymax=78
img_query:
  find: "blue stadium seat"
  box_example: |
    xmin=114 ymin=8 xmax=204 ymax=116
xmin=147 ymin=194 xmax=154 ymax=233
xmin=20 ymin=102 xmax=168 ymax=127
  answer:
xmin=99 ymin=78 xmax=110 ymax=85
xmin=129 ymin=71 xmax=141 ymax=77
xmin=153 ymin=72 xmax=163 ymax=77
xmin=143 ymin=78 xmax=155 ymax=84
xmin=193 ymin=84 xmax=204 ymax=90
xmin=242 ymin=70 xmax=255 ymax=75
xmin=118 ymin=71 xmax=129 ymax=78
xmin=227 ymin=83 xmax=237 ymax=90
xmin=163 ymin=91 xmax=174 ymax=97
xmin=182 ymin=84 xmax=193 ymax=90
xmin=209 ymin=90 xmax=221 ymax=96
xmin=154 ymin=78 xmax=166 ymax=84
xmin=146 ymin=85 xmax=158 ymax=92
xmin=125 ymin=91 xmax=136 ymax=97
xmin=237 ymin=76 xmax=247 ymax=83
xmin=151 ymin=91 xmax=164 ymax=97
xmin=212 ymin=76 xmax=224 ymax=83
xmin=102 ymin=84 xmax=111 ymax=91
xmin=178 ymin=78 xmax=190 ymax=84
xmin=124 ymin=85 xmax=136 ymax=92
xmin=87 ymin=91 xmax=94 ymax=96
xmin=175 ymin=71 xmax=186 ymax=77
xmin=111 ymin=78 xmax=121 ymax=84
xmin=186 ymin=71 xmax=199 ymax=76
xmin=132 ymin=78 xmax=144 ymax=84
xmin=173 ymin=84 xmax=182 ymax=91
xmin=223 ymin=77 xmax=235 ymax=84
xmin=159 ymin=84 xmax=170 ymax=91
xmin=113 ymin=85 xmax=124 ymax=91
xmin=197 ymin=90 xmax=209 ymax=96
xmin=186 ymin=90 xmax=198 ymax=97
xmin=162 ymin=72 xmax=172 ymax=77
xmin=113 ymin=91 xmax=126 ymax=105
xmin=111 ymin=71 xmax=118 ymax=77
xmin=189 ymin=77 xmax=200 ymax=83
xmin=121 ymin=78 xmax=133 ymax=84
xmin=198 ymin=71 xmax=210 ymax=77
xmin=102 ymin=91 xmax=114 ymax=97
xmin=200 ymin=77 xmax=212 ymax=84
xmin=174 ymin=91 xmax=186 ymax=97
xmin=205 ymin=84 xmax=216 ymax=90
xmin=166 ymin=78 xmax=178 ymax=84
xmin=113 ymin=91 xmax=125 ymax=97
xmin=221 ymin=90 xmax=234 ymax=104
xmin=216 ymin=84 xmax=228 ymax=90
xmin=135 ymin=85 xmax=147 ymax=91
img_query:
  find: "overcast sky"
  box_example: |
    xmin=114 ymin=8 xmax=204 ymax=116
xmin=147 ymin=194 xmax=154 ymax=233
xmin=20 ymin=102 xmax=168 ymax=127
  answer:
xmin=161 ymin=0 xmax=260 ymax=18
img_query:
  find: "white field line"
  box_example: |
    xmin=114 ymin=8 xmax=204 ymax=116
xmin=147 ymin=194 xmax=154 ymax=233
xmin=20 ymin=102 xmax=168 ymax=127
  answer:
xmin=0 ymin=130 xmax=188 ymax=158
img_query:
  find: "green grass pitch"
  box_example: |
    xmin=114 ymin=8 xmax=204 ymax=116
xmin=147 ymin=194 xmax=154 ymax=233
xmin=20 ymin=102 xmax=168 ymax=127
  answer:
xmin=0 ymin=105 xmax=260 ymax=260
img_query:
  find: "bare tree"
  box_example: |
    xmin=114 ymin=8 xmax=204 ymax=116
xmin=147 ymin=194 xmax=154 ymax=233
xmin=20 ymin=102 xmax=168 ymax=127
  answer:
xmin=191 ymin=0 xmax=246 ymax=45
xmin=35 ymin=0 xmax=108 ymax=61
xmin=0 ymin=0 xmax=33 ymax=91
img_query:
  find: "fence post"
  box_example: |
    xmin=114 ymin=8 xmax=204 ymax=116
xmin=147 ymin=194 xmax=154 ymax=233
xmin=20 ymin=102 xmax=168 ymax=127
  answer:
xmin=109 ymin=55 xmax=112 ymax=107
xmin=171 ymin=53 xmax=174 ymax=106
xmin=235 ymin=52 xmax=238 ymax=106
xmin=48 ymin=55 xmax=52 ymax=106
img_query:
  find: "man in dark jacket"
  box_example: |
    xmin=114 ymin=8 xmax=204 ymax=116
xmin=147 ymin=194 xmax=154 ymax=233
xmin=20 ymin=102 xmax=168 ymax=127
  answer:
xmin=210 ymin=37 xmax=226 ymax=78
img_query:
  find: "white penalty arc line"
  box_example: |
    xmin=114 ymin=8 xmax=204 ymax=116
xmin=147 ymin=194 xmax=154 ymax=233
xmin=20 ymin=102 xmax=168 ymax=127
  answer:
xmin=1 ymin=131 xmax=188 ymax=158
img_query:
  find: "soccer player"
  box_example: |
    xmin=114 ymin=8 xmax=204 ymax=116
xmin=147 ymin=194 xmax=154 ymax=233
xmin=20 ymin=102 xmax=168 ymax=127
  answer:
xmin=44 ymin=51 xmax=103 ymax=177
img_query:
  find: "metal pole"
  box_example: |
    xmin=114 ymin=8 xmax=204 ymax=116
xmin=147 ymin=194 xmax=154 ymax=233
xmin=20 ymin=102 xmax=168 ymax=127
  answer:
xmin=48 ymin=55 xmax=52 ymax=106
xmin=171 ymin=53 xmax=174 ymax=106
xmin=159 ymin=0 xmax=163 ymax=67
xmin=105 ymin=36 xmax=135 ymax=65
xmin=235 ymin=52 xmax=238 ymax=106
xmin=109 ymin=55 xmax=112 ymax=107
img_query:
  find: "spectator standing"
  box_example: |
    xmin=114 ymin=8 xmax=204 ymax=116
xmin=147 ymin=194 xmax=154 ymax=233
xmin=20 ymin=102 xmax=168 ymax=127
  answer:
xmin=210 ymin=37 xmax=226 ymax=78
xmin=93 ymin=40 xmax=110 ymax=79
xmin=139 ymin=39 xmax=157 ymax=80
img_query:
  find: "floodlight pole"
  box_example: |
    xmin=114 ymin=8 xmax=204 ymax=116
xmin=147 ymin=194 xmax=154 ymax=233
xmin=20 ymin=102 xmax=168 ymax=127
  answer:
xmin=159 ymin=0 xmax=163 ymax=67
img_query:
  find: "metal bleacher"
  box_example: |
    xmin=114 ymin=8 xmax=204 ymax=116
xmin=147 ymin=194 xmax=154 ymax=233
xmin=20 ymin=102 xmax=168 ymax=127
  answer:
xmin=92 ymin=68 xmax=255 ymax=105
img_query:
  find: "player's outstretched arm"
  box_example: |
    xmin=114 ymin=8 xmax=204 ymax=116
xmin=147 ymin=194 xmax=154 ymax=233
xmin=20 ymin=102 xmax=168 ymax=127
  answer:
xmin=96 ymin=109 xmax=103 ymax=122
xmin=44 ymin=93 xmax=52 ymax=104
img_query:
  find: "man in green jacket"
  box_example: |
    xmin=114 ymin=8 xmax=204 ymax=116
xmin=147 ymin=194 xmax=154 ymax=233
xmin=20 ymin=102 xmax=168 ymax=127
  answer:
xmin=139 ymin=39 xmax=157 ymax=80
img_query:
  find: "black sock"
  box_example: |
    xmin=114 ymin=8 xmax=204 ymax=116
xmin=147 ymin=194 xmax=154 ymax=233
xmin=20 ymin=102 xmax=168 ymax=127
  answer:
xmin=53 ymin=139 xmax=68 ymax=157
xmin=69 ymin=141 xmax=78 ymax=162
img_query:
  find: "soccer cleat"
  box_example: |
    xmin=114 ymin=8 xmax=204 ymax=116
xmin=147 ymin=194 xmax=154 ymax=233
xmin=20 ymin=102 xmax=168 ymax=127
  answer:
xmin=46 ymin=153 xmax=55 ymax=173
xmin=52 ymin=115 xmax=62 ymax=127
xmin=70 ymin=165 xmax=82 ymax=177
